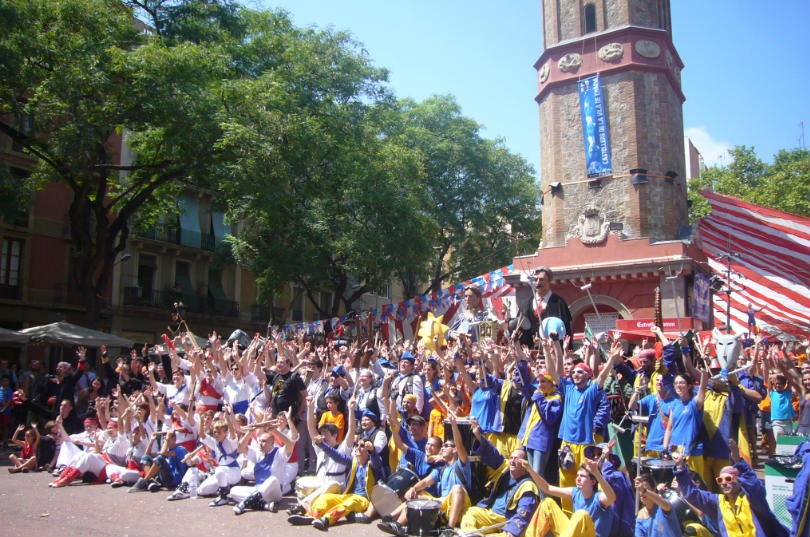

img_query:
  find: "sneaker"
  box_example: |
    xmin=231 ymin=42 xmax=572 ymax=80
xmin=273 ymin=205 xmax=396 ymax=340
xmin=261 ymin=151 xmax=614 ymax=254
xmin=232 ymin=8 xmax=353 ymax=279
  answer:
xmin=265 ymin=501 xmax=278 ymax=513
xmin=352 ymin=514 xmax=372 ymax=524
xmin=233 ymin=500 xmax=247 ymax=515
xmin=52 ymin=465 xmax=65 ymax=477
xmin=377 ymin=521 xmax=407 ymax=537
xmin=147 ymin=479 xmax=161 ymax=493
xmin=167 ymin=489 xmax=190 ymax=501
xmin=287 ymin=504 xmax=306 ymax=515
xmin=128 ymin=477 xmax=149 ymax=493
xmin=288 ymin=515 xmax=315 ymax=526
xmin=209 ymin=496 xmax=229 ymax=507
xmin=110 ymin=480 xmax=126 ymax=488
xmin=312 ymin=517 xmax=329 ymax=531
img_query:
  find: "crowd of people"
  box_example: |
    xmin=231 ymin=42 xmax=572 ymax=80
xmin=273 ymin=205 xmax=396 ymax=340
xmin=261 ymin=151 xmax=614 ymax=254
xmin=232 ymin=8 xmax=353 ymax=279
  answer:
xmin=3 ymin=269 xmax=810 ymax=537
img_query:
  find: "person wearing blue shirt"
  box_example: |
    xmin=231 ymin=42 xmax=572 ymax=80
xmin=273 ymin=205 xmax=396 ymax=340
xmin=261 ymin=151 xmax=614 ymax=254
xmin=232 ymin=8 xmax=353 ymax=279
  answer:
xmin=770 ymin=374 xmax=796 ymax=441
xmin=549 ymin=337 xmax=623 ymax=513
xmin=522 ymin=457 xmax=616 ymax=537
xmin=663 ymin=370 xmax=708 ymax=478
xmin=458 ymin=423 xmax=540 ymax=537
xmin=628 ymin=376 xmax=675 ymax=455
xmin=378 ymin=413 xmax=473 ymax=536
xmin=634 ymin=473 xmax=681 ymax=537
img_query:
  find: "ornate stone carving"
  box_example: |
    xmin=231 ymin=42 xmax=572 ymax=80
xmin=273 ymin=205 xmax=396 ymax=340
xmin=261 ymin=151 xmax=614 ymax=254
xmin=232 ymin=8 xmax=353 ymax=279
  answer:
xmin=575 ymin=206 xmax=611 ymax=245
xmin=558 ymin=53 xmax=582 ymax=72
xmin=634 ymin=39 xmax=660 ymax=58
xmin=598 ymin=43 xmax=624 ymax=62
xmin=538 ymin=63 xmax=549 ymax=83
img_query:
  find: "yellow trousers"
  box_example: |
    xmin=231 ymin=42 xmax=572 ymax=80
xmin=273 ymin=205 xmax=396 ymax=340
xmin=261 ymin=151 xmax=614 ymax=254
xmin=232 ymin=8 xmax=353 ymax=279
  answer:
xmin=309 ymin=492 xmax=369 ymax=524
xmin=526 ymin=497 xmax=595 ymax=537
xmin=460 ymin=506 xmax=506 ymax=533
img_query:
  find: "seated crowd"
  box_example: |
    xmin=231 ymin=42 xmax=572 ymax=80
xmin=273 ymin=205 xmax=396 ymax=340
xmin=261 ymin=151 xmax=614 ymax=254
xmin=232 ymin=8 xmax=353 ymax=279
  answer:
xmin=4 ymin=315 xmax=810 ymax=537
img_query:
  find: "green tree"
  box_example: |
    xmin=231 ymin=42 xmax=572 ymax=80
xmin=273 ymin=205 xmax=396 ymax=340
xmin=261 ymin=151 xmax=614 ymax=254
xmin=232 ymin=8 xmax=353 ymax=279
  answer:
xmin=217 ymin=13 xmax=429 ymax=318
xmin=392 ymin=96 xmax=541 ymax=296
xmin=688 ymin=146 xmax=810 ymax=221
xmin=0 ymin=0 xmax=235 ymax=326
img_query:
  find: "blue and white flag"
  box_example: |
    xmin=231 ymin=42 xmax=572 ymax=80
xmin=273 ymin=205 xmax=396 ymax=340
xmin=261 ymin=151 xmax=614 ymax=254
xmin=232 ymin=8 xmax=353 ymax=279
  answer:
xmin=578 ymin=74 xmax=612 ymax=178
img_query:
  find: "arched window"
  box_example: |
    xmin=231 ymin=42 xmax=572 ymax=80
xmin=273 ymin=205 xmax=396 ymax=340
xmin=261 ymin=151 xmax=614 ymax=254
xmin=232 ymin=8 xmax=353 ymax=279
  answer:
xmin=584 ymin=3 xmax=597 ymax=33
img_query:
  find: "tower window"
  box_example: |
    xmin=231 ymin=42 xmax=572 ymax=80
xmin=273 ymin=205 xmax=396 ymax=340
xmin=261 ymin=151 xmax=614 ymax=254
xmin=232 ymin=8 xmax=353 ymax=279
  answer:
xmin=584 ymin=3 xmax=597 ymax=33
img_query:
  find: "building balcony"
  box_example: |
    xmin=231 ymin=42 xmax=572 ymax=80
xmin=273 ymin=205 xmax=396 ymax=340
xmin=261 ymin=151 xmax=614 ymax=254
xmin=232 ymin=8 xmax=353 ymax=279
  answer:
xmin=123 ymin=287 xmax=239 ymax=317
xmin=134 ymin=225 xmax=215 ymax=251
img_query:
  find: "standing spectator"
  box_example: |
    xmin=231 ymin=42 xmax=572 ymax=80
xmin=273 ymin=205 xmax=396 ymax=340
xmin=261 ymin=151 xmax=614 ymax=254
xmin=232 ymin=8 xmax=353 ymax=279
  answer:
xmin=266 ymin=356 xmax=307 ymax=419
xmin=0 ymin=374 xmax=12 ymax=447
xmin=388 ymin=352 xmax=424 ymax=414
xmin=549 ymin=338 xmax=622 ymax=513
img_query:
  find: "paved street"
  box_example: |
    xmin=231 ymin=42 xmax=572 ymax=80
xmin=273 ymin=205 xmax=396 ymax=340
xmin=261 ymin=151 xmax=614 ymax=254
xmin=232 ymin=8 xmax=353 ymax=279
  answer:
xmin=1 ymin=448 xmax=380 ymax=537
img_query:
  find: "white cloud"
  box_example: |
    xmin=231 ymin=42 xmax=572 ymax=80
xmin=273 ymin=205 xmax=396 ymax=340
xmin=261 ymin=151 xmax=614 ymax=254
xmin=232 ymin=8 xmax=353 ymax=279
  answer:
xmin=685 ymin=126 xmax=732 ymax=167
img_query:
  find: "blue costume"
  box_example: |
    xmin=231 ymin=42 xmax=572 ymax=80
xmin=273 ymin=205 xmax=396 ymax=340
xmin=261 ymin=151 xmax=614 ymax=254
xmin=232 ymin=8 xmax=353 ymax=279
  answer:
xmin=468 ymin=434 xmax=540 ymax=537
xmin=675 ymin=459 xmax=788 ymax=537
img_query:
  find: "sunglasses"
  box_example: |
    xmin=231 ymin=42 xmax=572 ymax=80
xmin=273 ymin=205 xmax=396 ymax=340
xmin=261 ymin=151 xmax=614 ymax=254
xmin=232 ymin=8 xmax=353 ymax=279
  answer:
xmin=716 ymin=475 xmax=736 ymax=484
xmin=442 ymin=442 xmax=456 ymax=448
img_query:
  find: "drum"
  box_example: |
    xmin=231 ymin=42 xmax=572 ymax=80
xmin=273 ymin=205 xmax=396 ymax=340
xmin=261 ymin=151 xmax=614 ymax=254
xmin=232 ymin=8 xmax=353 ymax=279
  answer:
xmin=642 ymin=458 xmax=676 ymax=485
xmin=295 ymin=475 xmax=325 ymax=501
xmin=370 ymin=467 xmax=419 ymax=516
xmin=661 ymin=489 xmax=700 ymax=527
xmin=443 ymin=418 xmax=473 ymax=454
xmin=406 ymin=499 xmax=442 ymax=536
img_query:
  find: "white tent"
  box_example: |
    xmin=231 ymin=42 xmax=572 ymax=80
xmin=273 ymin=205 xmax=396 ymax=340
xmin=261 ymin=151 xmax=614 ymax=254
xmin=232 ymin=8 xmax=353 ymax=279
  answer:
xmin=20 ymin=321 xmax=134 ymax=349
xmin=0 ymin=327 xmax=27 ymax=344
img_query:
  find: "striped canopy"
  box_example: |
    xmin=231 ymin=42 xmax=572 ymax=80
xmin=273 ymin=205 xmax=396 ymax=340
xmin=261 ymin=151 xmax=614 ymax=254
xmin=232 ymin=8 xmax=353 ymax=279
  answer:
xmin=697 ymin=190 xmax=810 ymax=340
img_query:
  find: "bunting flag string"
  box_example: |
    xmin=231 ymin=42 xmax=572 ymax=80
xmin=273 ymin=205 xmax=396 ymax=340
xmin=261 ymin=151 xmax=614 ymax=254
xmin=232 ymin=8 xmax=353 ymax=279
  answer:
xmin=278 ymin=264 xmax=515 ymax=337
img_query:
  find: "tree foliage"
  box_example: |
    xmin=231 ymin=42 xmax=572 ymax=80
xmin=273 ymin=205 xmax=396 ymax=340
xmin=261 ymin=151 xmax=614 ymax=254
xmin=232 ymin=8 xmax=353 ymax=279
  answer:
xmin=1 ymin=0 xmax=541 ymax=325
xmin=688 ymin=146 xmax=810 ymax=221
xmin=0 ymin=0 xmax=234 ymax=325
xmin=391 ymin=96 xmax=541 ymax=296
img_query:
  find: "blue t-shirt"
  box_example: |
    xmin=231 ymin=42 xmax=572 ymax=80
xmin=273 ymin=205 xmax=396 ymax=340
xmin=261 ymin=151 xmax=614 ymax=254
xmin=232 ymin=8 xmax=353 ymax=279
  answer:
xmin=431 ymin=458 xmax=471 ymax=497
xmin=470 ymin=375 xmax=504 ymax=434
xmin=558 ymin=378 xmax=603 ymax=444
xmin=572 ymin=487 xmax=614 ymax=537
xmin=770 ymin=388 xmax=796 ymax=420
xmin=0 ymin=385 xmax=12 ymax=416
xmin=352 ymin=462 xmax=368 ymax=497
xmin=667 ymin=398 xmax=703 ymax=456
xmin=402 ymin=448 xmax=442 ymax=496
xmin=634 ymin=504 xmax=681 ymax=537
xmin=639 ymin=394 xmax=674 ymax=452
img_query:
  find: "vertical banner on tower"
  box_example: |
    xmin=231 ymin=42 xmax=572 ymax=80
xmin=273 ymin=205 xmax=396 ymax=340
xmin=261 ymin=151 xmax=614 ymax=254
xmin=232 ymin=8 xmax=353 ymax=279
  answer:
xmin=578 ymin=74 xmax=612 ymax=178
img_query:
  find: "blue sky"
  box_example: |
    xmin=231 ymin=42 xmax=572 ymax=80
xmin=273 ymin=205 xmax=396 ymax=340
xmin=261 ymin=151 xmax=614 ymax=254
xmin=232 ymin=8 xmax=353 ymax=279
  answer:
xmin=256 ymin=1 xmax=809 ymax=173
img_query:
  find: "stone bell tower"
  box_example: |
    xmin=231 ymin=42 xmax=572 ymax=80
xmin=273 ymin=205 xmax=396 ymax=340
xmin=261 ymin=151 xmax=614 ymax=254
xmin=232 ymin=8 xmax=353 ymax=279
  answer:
xmin=536 ymin=0 xmax=688 ymax=248
xmin=512 ymin=1 xmax=709 ymax=340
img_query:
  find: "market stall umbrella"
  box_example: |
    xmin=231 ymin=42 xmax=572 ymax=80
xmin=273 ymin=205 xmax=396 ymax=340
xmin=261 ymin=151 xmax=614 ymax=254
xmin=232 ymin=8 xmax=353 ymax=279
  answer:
xmin=20 ymin=321 xmax=134 ymax=349
xmin=0 ymin=327 xmax=27 ymax=344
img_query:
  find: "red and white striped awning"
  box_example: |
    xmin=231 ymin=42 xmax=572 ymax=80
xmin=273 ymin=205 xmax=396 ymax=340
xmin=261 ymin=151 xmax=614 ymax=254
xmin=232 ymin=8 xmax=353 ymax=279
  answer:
xmin=697 ymin=190 xmax=810 ymax=340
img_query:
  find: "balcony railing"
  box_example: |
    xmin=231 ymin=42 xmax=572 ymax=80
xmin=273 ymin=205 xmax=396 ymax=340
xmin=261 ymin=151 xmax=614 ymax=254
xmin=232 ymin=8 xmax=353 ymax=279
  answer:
xmin=134 ymin=225 xmax=215 ymax=251
xmin=123 ymin=287 xmax=239 ymax=317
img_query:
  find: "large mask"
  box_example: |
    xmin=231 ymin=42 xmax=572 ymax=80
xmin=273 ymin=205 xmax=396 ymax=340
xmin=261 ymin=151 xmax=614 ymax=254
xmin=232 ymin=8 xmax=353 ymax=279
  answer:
xmin=712 ymin=328 xmax=742 ymax=372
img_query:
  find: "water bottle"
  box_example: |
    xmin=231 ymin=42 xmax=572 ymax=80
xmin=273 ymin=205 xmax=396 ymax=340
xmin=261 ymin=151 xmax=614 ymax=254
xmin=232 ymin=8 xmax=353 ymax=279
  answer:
xmin=189 ymin=467 xmax=199 ymax=499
